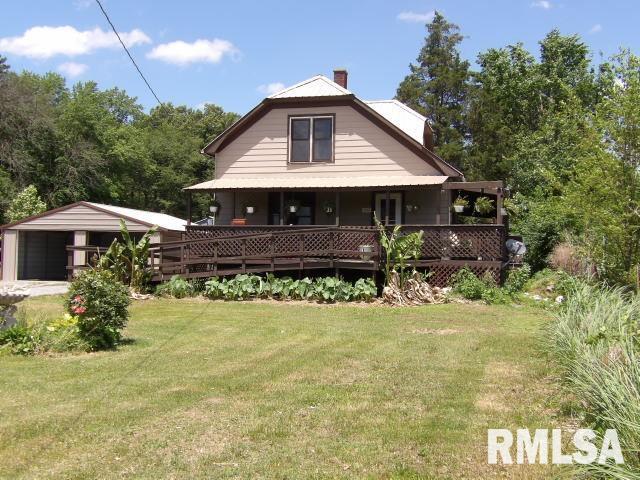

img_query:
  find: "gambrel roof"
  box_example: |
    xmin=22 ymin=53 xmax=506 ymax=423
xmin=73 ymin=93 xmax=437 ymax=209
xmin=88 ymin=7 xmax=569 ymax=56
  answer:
xmin=200 ymin=74 xmax=462 ymax=178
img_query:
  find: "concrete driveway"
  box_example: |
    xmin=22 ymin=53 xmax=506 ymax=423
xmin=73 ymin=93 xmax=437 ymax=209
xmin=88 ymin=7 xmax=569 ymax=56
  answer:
xmin=0 ymin=281 xmax=69 ymax=297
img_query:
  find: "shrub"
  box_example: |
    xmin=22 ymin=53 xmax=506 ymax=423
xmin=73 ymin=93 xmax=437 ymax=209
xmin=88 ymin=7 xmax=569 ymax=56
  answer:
xmin=549 ymin=241 xmax=595 ymax=278
xmin=0 ymin=325 xmax=40 ymax=355
xmin=65 ymin=270 xmax=130 ymax=349
xmin=156 ymin=275 xmax=195 ymax=298
xmin=503 ymin=264 xmax=531 ymax=295
xmin=480 ymin=287 xmax=511 ymax=305
xmin=450 ymin=267 xmax=486 ymax=300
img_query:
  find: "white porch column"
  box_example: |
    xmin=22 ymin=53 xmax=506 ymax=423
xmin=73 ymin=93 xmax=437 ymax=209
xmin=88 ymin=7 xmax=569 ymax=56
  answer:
xmin=2 ymin=230 xmax=18 ymax=281
xmin=73 ymin=231 xmax=87 ymax=277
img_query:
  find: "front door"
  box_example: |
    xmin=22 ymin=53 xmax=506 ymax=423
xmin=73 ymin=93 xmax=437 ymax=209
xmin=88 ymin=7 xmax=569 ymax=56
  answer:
xmin=375 ymin=193 xmax=402 ymax=225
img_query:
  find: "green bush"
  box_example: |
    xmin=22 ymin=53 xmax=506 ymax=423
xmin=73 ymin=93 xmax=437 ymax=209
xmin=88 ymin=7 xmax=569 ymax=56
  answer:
xmin=0 ymin=325 xmax=40 ymax=355
xmin=450 ymin=267 xmax=487 ymax=300
xmin=503 ymin=264 xmax=531 ymax=294
xmin=156 ymin=275 xmax=195 ymax=298
xmin=65 ymin=270 xmax=130 ymax=349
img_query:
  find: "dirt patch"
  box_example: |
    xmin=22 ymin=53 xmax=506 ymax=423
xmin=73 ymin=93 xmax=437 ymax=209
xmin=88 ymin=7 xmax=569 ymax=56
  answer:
xmin=412 ymin=328 xmax=460 ymax=335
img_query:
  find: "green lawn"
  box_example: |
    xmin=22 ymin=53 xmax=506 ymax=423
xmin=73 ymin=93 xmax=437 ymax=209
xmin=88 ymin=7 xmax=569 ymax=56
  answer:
xmin=0 ymin=297 xmax=563 ymax=479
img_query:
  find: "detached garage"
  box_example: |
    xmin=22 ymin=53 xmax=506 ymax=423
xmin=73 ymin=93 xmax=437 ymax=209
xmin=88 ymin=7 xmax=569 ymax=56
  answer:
xmin=1 ymin=202 xmax=186 ymax=281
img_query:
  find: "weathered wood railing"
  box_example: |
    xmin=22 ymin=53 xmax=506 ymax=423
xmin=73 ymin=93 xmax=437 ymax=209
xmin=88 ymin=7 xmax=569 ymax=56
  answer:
xmin=151 ymin=226 xmax=381 ymax=280
xmin=65 ymin=224 xmax=507 ymax=285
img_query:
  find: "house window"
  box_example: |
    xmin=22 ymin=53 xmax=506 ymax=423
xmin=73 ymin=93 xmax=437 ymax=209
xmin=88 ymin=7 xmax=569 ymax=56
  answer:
xmin=289 ymin=116 xmax=333 ymax=163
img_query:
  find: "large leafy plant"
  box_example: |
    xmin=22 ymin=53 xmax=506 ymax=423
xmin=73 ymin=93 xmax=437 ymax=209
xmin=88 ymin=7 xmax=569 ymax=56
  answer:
xmin=375 ymin=217 xmax=424 ymax=286
xmin=98 ymin=219 xmax=157 ymax=293
xmin=202 ymin=274 xmax=376 ymax=302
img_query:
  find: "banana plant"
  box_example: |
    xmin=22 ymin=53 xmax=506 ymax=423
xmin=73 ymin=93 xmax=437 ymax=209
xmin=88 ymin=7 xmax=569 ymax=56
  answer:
xmin=99 ymin=220 xmax=157 ymax=293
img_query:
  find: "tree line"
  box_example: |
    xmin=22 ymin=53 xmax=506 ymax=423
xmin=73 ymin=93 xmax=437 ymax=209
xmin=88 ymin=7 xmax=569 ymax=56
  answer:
xmin=0 ymin=56 xmax=238 ymax=222
xmin=397 ymin=12 xmax=640 ymax=286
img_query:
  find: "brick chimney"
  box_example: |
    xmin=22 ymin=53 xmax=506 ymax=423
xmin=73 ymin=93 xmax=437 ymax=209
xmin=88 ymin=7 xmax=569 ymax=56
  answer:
xmin=333 ymin=68 xmax=348 ymax=89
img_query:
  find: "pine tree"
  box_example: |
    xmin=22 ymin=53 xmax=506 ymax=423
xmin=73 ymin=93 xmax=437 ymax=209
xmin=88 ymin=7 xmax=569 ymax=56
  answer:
xmin=396 ymin=12 xmax=470 ymax=168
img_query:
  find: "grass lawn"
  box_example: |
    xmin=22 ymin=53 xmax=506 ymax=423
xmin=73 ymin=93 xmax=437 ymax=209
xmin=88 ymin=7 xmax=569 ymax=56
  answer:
xmin=0 ymin=297 xmax=564 ymax=479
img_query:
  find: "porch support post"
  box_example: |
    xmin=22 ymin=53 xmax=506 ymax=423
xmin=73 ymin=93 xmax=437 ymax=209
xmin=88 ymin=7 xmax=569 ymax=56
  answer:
xmin=385 ymin=190 xmax=390 ymax=226
xmin=186 ymin=191 xmax=192 ymax=225
xmin=279 ymin=191 xmax=284 ymax=225
xmin=436 ymin=186 xmax=442 ymax=225
xmin=232 ymin=191 xmax=237 ymax=219
xmin=335 ymin=191 xmax=340 ymax=226
xmin=496 ymin=188 xmax=504 ymax=225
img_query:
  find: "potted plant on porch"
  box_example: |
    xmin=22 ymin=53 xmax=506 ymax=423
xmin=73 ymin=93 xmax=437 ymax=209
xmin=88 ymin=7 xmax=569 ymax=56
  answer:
xmin=453 ymin=196 xmax=468 ymax=213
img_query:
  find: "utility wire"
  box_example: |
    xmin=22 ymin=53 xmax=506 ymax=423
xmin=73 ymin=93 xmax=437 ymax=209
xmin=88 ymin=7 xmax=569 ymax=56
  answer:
xmin=94 ymin=0 xmax=162 ymax=106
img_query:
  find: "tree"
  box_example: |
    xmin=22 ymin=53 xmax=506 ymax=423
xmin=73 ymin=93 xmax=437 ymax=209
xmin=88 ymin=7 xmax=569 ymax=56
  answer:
xmin=6 ymin=185 xmax=47 ymax=222
xmin=562 ymin=51 xmax=640 ymax=284
xmin=396 ymin=11 xmax=470 ymax=167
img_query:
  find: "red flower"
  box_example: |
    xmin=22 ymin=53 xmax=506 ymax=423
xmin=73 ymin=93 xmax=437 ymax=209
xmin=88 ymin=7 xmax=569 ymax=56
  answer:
xmin=72 ymin=306 xmax=87 ymax=314
xmin=73 ymin=295 xmax=83 ymax=303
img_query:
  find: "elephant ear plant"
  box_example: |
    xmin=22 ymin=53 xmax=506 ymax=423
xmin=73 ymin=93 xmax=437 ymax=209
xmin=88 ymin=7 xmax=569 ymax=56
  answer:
xmin=98 ymin=219 xmax=157 ymax=293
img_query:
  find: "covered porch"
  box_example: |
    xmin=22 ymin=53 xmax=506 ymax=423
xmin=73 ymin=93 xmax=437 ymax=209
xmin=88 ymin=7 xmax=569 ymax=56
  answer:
xmin=139 ymin=179 xmax=509 ymax=286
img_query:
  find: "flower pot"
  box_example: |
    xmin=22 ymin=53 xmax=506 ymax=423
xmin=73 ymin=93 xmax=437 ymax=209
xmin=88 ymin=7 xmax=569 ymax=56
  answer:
xmin=453 ymin=205 xmax=464 ymax=213
xmin=358 ymin=244 xmax=375 ymax=261
xmin=209 ymin=205 xmax=219 ymax=214
xmin=245 ymin=206 xmax=255 ymax=214
xmin=289 ymin=205 xmax=298 ymax=213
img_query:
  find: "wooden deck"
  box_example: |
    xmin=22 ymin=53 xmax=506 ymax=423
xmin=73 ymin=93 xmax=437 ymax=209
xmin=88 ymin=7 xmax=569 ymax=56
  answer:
xmin=67 ymin=224 xmax=507 ymax=287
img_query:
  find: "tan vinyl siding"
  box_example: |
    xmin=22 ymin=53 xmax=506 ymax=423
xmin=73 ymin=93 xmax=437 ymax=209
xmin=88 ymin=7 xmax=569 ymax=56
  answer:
xmin=215 ymin=106 xmax=440 ymax=179
xmin=2 ymin=230 xmax=18 ymax=281
xmin=10 ymin=204 xmax=155 ymax=232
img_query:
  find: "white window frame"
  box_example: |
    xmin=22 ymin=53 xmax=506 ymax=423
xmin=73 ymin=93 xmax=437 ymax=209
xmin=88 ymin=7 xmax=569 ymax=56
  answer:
xmin=288 ymin=115 xmax=334 ymax=163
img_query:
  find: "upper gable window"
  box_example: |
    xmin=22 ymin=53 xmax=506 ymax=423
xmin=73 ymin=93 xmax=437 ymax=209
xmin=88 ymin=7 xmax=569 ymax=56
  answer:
xmin=289 ymin=116 xmax=333 ymax=163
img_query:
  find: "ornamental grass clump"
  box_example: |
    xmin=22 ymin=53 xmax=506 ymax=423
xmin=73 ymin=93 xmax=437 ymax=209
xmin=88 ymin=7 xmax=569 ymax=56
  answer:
xmin=64 ymin=269 xmax=130 ymax=350
xmin=546 ymin=281 xmax=640 ymax=478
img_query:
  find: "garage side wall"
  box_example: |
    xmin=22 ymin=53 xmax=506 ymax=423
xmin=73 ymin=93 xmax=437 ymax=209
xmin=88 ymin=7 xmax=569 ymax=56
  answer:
xmin=1 ymin=230 xmax=18 ymax=281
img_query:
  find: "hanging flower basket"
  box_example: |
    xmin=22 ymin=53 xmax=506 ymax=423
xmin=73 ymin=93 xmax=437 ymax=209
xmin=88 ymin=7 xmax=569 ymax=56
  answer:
xmin=285 ymin=199 xmax=300 ymax=214
xmin=322 ymin=201 xmax=335 ymax=215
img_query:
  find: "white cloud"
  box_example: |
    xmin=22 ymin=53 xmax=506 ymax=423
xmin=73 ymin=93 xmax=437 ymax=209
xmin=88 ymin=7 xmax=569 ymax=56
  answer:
xmin=57 ymin=61 xmax=88 ymax=77
xmin=73 ymin=0 xmax=92 ymax=9
xmin=589 ymin=23 xmax=603 ymax=34
xmin=257 ymin=82 xmax=285 ymax=95
xmin=397 ymin=10 xmax=435 ymax=23
xmin=0 ymin=26 xmax=151 ymax=59
xmin=531 ymin=0 xmax=552 ymax=9
xmin=147 ymin=39 xmax=238 ymax=66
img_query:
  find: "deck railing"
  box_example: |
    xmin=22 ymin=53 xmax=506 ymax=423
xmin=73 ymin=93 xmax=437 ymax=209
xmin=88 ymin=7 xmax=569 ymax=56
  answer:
xmin=66 ymin=224 xmax=507 ymax=285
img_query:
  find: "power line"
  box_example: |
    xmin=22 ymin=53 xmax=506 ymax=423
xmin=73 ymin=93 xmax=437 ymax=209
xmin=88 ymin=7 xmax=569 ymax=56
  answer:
xmin=94 ymin=0 xmax=162 ymax=106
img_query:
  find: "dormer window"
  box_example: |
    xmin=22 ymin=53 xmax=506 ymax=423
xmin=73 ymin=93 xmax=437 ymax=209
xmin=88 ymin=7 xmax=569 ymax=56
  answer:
xmin=289 ymin=115 xmax=334 ymax=163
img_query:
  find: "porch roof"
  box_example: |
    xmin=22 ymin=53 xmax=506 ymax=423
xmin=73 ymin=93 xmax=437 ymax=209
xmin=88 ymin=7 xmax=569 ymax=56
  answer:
xmin=185 ymin=175 xmax=449 ymax=191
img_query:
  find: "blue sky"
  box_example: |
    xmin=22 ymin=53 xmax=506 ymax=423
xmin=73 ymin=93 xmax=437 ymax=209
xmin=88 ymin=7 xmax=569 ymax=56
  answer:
xmin=1 ymin=0 xmax=638 ymax=115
